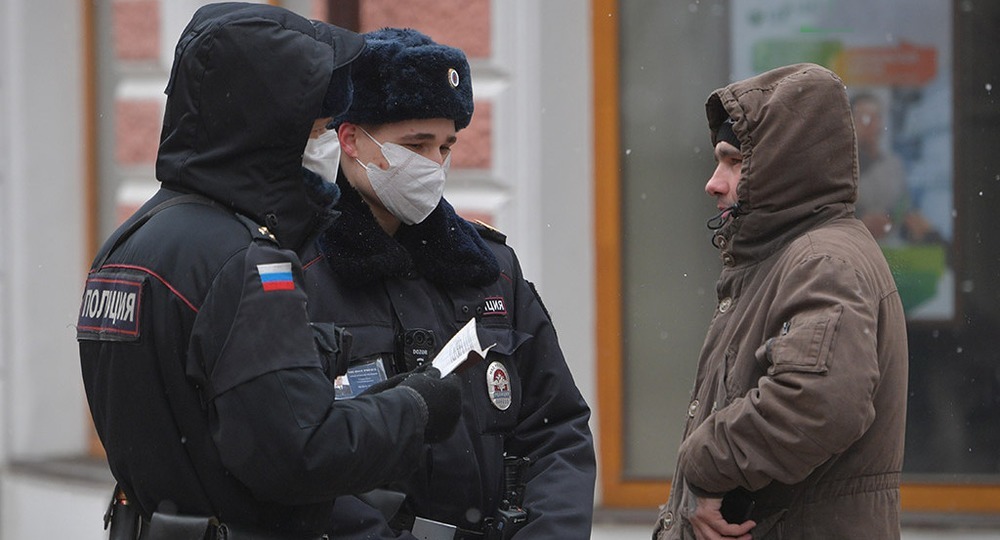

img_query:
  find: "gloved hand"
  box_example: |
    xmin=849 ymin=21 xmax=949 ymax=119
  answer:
xmin=361 ymin=362 xmax=433 ymax=396
xmin=398 ymin=367 xmax=462 ymax=443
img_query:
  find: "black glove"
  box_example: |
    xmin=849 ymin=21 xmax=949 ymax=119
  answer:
xmin=398 ymin=367 xmax=462 ymax=443
xmin=361 ymin=362 xmax=433 ymax=396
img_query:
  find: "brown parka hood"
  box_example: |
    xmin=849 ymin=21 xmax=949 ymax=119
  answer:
xmin=706 ymin=63 xmax=859 ymax=265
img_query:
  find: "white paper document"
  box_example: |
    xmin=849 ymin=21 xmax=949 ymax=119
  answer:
xmin=431 ymin=318 xmax=495 ymax=377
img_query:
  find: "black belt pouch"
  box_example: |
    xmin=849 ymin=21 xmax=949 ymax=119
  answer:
xmin=144 ymin=512 xmax=327 ymax=540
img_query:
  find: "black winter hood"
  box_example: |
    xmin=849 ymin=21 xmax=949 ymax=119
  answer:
xmin=156 ymin=2 xmax=364 ymax=249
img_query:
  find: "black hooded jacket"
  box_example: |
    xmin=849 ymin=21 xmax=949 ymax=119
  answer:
xmin=78 ymin=4 xmax=429 ymax=534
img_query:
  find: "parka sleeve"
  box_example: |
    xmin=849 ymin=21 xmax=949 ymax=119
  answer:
xmin=679 ymin=253 xmax=881 ymax=495
xmin=189 ymin=240 xmax=427 ymax=504
xmin=503 ymin=249 xmax=597 ymax=537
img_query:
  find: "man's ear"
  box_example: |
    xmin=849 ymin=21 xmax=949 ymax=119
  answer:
xmin=338 ymin=123 xmax=359 ymax=159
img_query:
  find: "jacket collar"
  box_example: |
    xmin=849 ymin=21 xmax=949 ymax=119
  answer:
xmin=317 ymin=171 xmax=500 ymax=286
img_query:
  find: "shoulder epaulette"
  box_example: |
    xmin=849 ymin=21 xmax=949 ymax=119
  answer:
xmin=472 ymin=219 xmax=507 ymax=245
xmin=235 ymin=213 xmax=279 ymax=245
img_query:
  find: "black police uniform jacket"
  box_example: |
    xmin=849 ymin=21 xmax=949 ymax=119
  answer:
xmin=301 ymin=174 xmax=597 ymax=538
xmin=78 ymin=4 xmax=429 ymax=534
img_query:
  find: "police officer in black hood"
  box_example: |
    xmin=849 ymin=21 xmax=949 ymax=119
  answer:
xmin=78 ymin=4 xmax=461 ymax=538
xmin=299 ymin=28 xmax=597 ymax=539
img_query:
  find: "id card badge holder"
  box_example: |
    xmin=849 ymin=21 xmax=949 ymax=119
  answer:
xmin=334 ymin=357 xmax=388 ymax=399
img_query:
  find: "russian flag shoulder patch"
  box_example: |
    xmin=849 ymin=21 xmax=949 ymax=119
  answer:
xmin=257 ymin=262 xmax=294 ymax=291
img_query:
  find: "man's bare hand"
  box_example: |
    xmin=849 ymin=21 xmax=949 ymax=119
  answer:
xmin=690 ymin=496 xmax=755 ymax=540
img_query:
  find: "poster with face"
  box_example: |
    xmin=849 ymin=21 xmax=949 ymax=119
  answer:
xmin=731 ymin=0 xmax=954 ymax=320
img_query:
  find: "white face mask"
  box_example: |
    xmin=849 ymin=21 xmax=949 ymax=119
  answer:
xmin=356 ymin=127 xmax=449 ymax=225
xmin=302 ymin=128 xmax=341 ymax=183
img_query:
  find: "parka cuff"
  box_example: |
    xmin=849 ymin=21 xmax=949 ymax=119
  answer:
xmin=397 ymin=386 xmax=430 ymax=428
xmin=686 ymin=480 xmax=726 ymax=500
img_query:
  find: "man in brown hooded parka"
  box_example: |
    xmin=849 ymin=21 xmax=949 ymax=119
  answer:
xmin=654 ymin=63 xmax=909 ymax=539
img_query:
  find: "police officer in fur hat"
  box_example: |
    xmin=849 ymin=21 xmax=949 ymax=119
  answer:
xmin=299 ymin=28 xmax=597 ymax=539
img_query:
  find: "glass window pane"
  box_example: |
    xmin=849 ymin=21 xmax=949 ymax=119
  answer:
xmin=618 ymin=0 xmax=1000 ymax=484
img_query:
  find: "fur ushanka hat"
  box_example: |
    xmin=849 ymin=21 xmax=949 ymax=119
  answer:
xmin=334 ymin=28 xmax=474 ymax=131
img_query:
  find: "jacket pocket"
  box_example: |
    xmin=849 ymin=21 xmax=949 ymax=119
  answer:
xmin=332 ymin=323 xmax=397 ymax=398
xmin=760 ymin=305 xmax=843 ymax=377
xmin=467 ymin=327 xmax=532 ymax=434
xmin=720 ymin=345 xmax=743 ymax=406
xmin=343 ymin=323 xmax=396 ymax=362
xmin=477 ymin=326 xmax=532 ymax=358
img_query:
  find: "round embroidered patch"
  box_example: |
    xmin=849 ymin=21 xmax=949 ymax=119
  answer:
xmin=486 ymin=361 xmax=512 ymax=411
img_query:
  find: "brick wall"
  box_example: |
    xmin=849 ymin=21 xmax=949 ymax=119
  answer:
xmin=110 ymin=0 xmax=163 ymax=223
xmin=107 ymin=0 xmax=496 ymax=224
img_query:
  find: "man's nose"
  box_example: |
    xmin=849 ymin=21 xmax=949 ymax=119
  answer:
xmin=418 ymin=148 xmax=447 ymax=166
xmin=432 ymin=149 xmax=450 ymax=166
xmin=705 ymin=166 xmax=727 ymax=196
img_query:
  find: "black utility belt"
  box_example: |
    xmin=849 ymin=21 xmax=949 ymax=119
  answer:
xmin=138 ymin=513 xmax=327 ymax=540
